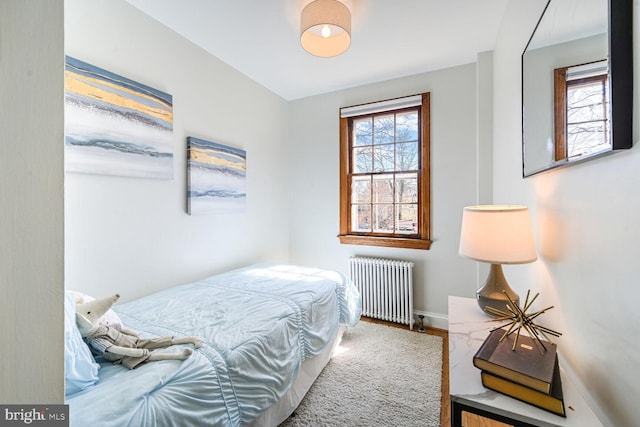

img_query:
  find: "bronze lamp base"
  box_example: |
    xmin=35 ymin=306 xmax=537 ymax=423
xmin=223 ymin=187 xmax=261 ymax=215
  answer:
xmin=477 ymin=263 xmax=520 ymax=316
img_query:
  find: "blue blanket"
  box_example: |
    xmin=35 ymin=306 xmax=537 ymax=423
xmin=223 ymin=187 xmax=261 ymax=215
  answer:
xmin=67 ymin=264 xmax=361 ymax=426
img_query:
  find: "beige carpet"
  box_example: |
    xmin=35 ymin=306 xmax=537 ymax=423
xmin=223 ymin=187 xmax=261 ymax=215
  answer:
xmin=280 ymin=321 xmax=443 ymax=427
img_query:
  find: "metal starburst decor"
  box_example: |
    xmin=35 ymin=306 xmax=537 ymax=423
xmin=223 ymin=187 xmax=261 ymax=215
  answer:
xmin=486 ymin=290 xmax=562 ymax=354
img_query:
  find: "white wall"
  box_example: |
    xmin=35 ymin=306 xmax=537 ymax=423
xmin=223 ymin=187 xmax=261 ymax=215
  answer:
xmin=288 ymin=63 xmax=489 ymax=327
xmin=494 ymin=1 xmax=640 ymax=425
xmin=64 ymin=0 xmax=291 ymax=301
xmin=0 ymin=0 xmax=65 ymax=403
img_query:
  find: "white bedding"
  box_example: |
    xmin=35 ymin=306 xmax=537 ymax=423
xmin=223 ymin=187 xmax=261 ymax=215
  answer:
xmin=66 ymin=263 xmax=361 ymax=426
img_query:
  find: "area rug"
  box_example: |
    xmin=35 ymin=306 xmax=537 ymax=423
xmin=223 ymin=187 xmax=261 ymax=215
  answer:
xmin=279 ymin=321 xmax=443 ymax=427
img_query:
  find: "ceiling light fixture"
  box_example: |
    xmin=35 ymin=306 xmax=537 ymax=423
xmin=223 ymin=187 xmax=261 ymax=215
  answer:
xmin=300 ymin=0 xmax=351 ymax=57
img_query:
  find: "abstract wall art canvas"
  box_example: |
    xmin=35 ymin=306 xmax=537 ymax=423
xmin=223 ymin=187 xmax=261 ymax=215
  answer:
xmin=187 ymin=137 xmax=246 ymax=215
xmin=64 ymin=56 xmax=174 ymax=179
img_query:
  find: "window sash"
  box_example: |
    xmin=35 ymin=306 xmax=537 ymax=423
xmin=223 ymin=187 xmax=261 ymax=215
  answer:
xmin=338 ymin=93 xmax=431 ymax=250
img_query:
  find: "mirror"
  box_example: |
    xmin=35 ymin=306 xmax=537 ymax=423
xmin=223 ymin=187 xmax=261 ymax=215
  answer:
xmin=522 ymin=0 xmax=633 ymax=177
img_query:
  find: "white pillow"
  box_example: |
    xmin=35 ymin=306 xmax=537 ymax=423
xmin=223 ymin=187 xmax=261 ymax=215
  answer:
xmin=64 ymin=290 xmax=99 ymax=396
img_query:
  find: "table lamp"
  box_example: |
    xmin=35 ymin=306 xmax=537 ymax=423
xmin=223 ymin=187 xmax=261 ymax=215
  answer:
xmin=458 ymin=205 xmax=537 ymax=316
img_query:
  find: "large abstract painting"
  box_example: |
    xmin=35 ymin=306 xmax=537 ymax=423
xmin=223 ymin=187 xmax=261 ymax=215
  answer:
xmin=64 ymin=56 xmax=174 ymax=179
xmin=187 ymin=137 xmax=246 ymax=215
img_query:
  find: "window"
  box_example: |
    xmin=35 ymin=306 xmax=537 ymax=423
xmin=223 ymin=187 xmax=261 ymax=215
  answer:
xmin=554 ymin=61 xmax=610 ymax=162
xmin=338 ymin=93 xmax=431 ymax=250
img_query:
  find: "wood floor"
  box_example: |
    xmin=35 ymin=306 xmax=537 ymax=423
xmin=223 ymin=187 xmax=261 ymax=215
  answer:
xmin=360 ymin=317 xmax=450 ymax=427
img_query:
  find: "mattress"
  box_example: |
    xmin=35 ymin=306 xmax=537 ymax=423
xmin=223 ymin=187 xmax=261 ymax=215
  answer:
xmin=66 ymin=263 xmax=361 ymax=426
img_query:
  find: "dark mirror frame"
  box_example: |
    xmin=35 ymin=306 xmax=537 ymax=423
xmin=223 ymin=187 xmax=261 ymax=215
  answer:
xmin=521 ymin=0 xmax=633 ymax=177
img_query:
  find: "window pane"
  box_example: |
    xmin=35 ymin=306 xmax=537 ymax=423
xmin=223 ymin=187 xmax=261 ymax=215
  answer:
xmin=567 ymin=122 xmax=609 ymax=158
xmin=373 ymin=144 xmax=394 ymax=172
xmin=396 ymin=204 xmax=418 ymax=234
xmin=373 ymin=174 xmax=393 ymax=203
xmin=353 ymin=118 xmax=372 ymax=146
xmin=351 ymin=176 xmax=371 ymax=204
xmin=351 ymin=204 xmax=371 ymax=232
xmin=395 ymin=173 xmax=417 ymax=203
xmin=373 ymin=204 xmax=394 ymax=232
xmin=374 ymin=114 xmax=394 ymax=145
xmin=396 ymin=111 xmax=418 ymax=142
xmin=396 ymin=141 xmax=418 ymax=171
xmin=567 ymin=82 xmax=606 ymax=122
xmin=353 ymin=146 xmax=373 ymax=173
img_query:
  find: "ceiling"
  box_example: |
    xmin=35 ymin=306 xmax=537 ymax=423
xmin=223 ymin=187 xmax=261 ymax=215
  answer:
xmin=124 ymin=0 xmax=510 ymax=101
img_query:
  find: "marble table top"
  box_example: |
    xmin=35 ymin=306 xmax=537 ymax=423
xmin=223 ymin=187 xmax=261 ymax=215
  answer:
xmin=448 ymin=296 xmax=603 ymax=427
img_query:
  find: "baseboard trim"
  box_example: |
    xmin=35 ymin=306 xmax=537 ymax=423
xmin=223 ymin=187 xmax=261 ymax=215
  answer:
xmin=414 ymin=309 xmax=448 ymax=330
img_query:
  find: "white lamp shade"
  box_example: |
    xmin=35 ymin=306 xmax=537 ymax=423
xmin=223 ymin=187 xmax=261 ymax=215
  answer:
xmin=459 ymin=205 xmax=537 ymax=264
xmin=300 ymin=0 xmax=351 ymax=57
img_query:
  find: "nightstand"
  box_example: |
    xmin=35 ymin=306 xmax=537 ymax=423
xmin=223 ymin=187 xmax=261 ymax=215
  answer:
xmin=448 ymin=296 xmax=603 ymax=427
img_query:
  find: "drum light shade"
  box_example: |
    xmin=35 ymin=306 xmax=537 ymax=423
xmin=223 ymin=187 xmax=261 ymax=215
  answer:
xmin=459 ymin=205 xmax=537 ymax=265
xmin=300 ymin=0 xmax=351 ymax=57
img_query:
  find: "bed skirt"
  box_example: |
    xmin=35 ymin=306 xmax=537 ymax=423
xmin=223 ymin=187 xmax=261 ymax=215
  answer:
xmin=248 ymin=325 xmax=346 ymax=427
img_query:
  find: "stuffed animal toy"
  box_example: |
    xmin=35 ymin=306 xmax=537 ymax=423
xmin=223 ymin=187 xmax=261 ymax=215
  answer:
xmin=75 ymin=293 xmax=203 ymax=369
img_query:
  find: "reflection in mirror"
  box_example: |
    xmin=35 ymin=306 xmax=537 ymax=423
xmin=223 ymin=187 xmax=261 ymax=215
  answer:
xmin=522 ymin=0 xmax=633 ymax=177
xmin=554 ymin=60 xmax=609 ymax=162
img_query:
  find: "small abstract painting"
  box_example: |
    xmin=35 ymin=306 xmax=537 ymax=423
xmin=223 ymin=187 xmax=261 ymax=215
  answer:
xmin=64 ymin=56 xmax=174 ymax=179
xmin=187 ymin=137 xmax=246 ymax=215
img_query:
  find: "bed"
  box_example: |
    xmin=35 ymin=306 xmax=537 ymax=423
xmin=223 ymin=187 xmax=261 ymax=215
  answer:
xmin=64 ymin=263 xmax=361 ymax=426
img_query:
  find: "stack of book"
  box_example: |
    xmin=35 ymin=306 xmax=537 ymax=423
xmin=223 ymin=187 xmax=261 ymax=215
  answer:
xmin=473 ymin=328 xmax=566 ymax=417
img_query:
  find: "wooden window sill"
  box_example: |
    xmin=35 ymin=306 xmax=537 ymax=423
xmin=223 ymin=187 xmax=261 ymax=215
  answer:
xmin=338 ymin=234 xmax=432 ymax=250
